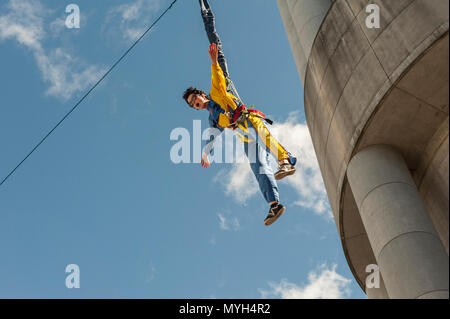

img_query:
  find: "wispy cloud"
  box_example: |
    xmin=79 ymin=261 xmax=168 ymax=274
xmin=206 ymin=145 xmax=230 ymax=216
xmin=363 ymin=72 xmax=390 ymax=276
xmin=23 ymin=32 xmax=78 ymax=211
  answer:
xmin=270 ymin=112 xmax=331 ymax=218
xmin=49 ymin=17 xmax=66 ymax=37
xmin=209 ymin=235 xmax=216 ymax=246
xmin=214 ymin=160 xmax=259 ymax=205
xmin=145 ymin=262 xmax=157 ymax=284
xmin=259 ymin=264 xmax=352 ymax=299
xmin=213 ymin=112 xmax=332 ymax=219
xmin=105 ymin=0 xmax=161 ymax=42
xmin=217 ymin=212 xmax=240 ymax=231
xmin=0 ymin=0 xmax=105 ymax=100
xmin=0 ymin=0 xmax=46 ymax=50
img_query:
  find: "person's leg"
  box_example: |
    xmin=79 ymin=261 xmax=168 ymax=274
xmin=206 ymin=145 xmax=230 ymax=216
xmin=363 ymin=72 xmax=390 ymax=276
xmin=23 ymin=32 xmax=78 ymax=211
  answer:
xmin=240 ymin=121 xmax=286 ymax=226
xmin=244 ymin=140 xmax=280 ymax=204
xmin=247 ymin=114 xmax=297 ymax=180
xmin=247 ymin=114 xmax=295 ymax=164
xmin=199 ymin=0 xmax=230 ymax=83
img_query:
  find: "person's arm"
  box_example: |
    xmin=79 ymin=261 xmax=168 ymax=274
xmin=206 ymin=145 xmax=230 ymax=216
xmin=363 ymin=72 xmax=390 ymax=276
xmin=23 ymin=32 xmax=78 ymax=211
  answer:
xmin=209 ymin=43 xmax=227 ymax=94
xmin=202 ymin=116 xmax=224 ymax=168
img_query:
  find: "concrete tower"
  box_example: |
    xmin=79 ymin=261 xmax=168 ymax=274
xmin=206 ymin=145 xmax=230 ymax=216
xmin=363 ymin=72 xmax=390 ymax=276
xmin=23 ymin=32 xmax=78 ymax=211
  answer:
xmin=277 ymin=0 xmax=449 ymax=298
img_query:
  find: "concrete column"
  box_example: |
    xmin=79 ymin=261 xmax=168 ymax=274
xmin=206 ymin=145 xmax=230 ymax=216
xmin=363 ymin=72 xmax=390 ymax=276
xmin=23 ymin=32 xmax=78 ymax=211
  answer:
xmin=347 ymin=145 xmax=449 ymax=299
xmin=276 ymin=0 xmax=333 ymax=84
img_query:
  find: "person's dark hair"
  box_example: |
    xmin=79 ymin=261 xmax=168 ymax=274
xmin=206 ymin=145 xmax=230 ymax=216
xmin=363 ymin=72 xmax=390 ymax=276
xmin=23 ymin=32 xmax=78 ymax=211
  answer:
xmin=183 ymin=86 xmax=206 ymax=107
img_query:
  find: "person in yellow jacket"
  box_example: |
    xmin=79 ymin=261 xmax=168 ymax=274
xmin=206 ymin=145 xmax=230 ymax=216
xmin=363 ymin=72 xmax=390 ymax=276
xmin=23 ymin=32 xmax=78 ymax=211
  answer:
xmin=182 ymin=0 xmax=297 ymax=226
xmin=183 ymin=42 xmax=297 ymax=226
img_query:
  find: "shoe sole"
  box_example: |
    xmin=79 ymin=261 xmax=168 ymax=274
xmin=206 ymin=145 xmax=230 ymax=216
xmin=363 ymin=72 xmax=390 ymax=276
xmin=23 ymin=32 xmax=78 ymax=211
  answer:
xmin=274 ymin=168 xmax=296 ymax=181
xmin=264 ymin=206 xmax=286 ymax=226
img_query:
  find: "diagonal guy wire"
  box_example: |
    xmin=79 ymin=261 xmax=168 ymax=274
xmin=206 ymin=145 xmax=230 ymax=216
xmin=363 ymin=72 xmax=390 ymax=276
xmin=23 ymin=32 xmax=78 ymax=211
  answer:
xmin=0 ymin=0 xmax=179 ymax=187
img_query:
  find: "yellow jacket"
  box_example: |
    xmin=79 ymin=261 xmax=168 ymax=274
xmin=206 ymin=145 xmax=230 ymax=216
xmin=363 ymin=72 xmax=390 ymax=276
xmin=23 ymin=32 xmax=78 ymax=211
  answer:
xmin=209 ymin=63 xmax=240 ymax=128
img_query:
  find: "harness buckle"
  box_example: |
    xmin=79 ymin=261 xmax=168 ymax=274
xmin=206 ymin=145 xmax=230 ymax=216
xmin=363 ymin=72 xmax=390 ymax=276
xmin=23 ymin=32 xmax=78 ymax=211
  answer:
xmin=228 ymin=110 xmax=248 ymax=130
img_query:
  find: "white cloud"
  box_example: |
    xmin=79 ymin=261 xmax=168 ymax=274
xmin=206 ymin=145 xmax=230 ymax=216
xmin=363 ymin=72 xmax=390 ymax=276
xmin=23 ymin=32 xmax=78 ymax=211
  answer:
xmin=0 ymin=0 xmax=105 ymax=100
xmin=259 ymin=264 xmax=352 ymax=299
xmin=270 ymin=113 xmax=332 ymax=218
xmin=213 ymin=112 xmax=332 ymax=219
xmin=35 ymin=48 xmax=105 ymax=100
xmin=211 ymin=130 xmax=259 ymax=204
xmin=214 ymin=161 xmax=259 ymax=205
xmin=49 ymin=17 xmax=66 ymax=37
xmin=217 ymin=213 xmax=240 ymax=231
xmin=0 ymin=0 xmax=46 ymax=50
xmin=105 ymin=0 xmax=161 ymax=42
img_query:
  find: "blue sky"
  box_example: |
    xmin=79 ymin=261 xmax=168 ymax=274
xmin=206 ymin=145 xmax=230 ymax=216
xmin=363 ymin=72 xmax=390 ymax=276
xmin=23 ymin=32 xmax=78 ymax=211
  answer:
xmin=0 ymin=0 xmax=366 ymax=298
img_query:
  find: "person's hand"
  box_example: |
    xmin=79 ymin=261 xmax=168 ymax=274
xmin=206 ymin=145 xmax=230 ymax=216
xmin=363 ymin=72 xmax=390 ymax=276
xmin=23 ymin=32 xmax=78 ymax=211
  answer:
xmin=201 ymin=153 xmax=211 ymax=168
xmin=208 ymin=43 xmax=219 ymax=65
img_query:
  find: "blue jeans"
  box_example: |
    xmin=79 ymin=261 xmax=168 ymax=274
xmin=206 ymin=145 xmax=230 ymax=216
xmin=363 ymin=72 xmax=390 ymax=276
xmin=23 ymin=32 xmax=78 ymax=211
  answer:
xmin=239 ymin=118 xmax=281 ymax=204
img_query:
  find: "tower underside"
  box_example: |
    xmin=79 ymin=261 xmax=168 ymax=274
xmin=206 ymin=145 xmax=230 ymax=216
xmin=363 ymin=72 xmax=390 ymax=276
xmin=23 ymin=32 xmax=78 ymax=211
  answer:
xmin=277 ymin=0 xmax=449 ymax=298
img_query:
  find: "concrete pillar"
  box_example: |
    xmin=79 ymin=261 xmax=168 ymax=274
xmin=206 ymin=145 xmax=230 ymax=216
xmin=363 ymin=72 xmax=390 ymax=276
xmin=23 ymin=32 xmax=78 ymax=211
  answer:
xmin=347 ymin=145 xmax=449 ymax=299
xmin=276 ymin=0 xmax=333 ymax=84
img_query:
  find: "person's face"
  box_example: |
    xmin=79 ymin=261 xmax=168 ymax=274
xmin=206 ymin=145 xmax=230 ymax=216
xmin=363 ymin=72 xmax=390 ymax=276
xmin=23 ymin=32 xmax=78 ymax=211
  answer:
xmin=188 ymin=93 xmax=208 ymax=110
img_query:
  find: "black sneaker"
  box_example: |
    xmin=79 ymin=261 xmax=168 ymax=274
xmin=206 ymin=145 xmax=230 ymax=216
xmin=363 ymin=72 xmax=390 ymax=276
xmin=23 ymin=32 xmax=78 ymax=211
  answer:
xmin=264 ymin=203 xmax=285 ymax=226
xmin=274 ymin=163 xmax=296 ymax=180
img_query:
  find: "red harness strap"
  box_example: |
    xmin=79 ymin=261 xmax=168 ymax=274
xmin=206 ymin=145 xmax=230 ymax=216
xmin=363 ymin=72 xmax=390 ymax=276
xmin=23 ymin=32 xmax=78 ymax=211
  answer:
xmin=229 ymin=105 xmax=272 ymax=130
xmin=248 ymin=109 xmax=266 ymax=118
xmin=232 ymin=105 xmax=266 ymax=122
xmin=232 ymin=105 xmax=246 ymax=123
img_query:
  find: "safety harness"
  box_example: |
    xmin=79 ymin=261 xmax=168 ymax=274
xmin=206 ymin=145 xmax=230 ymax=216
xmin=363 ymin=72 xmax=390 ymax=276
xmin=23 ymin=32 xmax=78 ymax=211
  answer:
xmin=228 ymin=104 xmax=273 ymax=130
xmin=224 ymin=81 xmax=273 ymax=130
